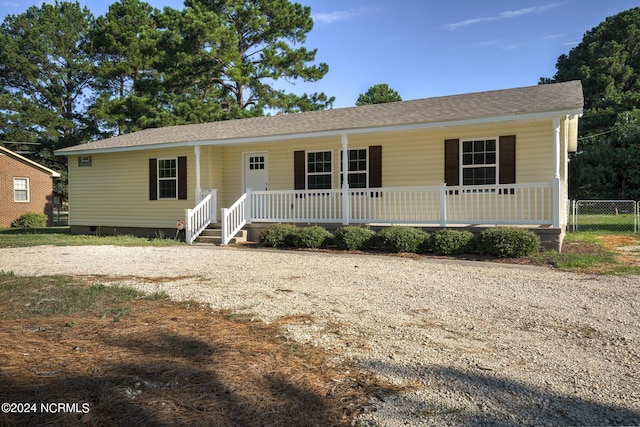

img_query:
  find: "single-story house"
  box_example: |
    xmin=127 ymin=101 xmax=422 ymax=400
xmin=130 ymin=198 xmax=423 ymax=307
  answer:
xmin=0 ymin=145 xmax=61 ymax=228
xmin=55 ymin=81 xmax=583 ymax=249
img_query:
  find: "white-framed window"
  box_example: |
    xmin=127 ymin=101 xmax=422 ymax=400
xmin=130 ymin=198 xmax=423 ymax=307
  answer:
xmin=158 ymin=158 xmax=177 ymax=199
xmin=14 ymin=177 xmax=29 ymax=202
xmin=78 ymin=156 xmax=92 ymax=167
xmin=306 ymin=151 xmax=332 ymax=189
xmin=340 ymin=148 xmax=368 ymax=188
xmin=249 ymin=155 xmax=265 ymax=170
xmin=461 ymin=138 xmax=497 ymax=186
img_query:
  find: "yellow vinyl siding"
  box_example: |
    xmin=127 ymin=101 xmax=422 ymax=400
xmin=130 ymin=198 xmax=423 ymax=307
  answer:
xmin=68 ymin=117 xmax=571 ymax=228
xmin=355 ymin=120 xmax=555 ymax=188
xmin=219 ymin=136 xmax=344 ymax=207
xmin=206 ymin=146 xmax=224 ymax=203
xmin=518 ymin=122 xmax=555 ymax=183
xmin=68 ymin=148 xmax=196 ymax=228
xmin=218 ymin=120 xmax=558 ymax=206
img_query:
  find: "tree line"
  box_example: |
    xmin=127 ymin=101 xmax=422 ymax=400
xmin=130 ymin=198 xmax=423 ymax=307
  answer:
xmin=2 ymin=1 xmax=639 ymax=201
xmin=540 ymin=7 xmax=640 ymax=201
xmin=0 ymin=0 xmax=335 ymax=195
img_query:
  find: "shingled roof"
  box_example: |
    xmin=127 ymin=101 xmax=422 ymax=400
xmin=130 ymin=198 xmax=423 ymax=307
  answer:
xmin=56 ymin=80 xmax=583 ymax=155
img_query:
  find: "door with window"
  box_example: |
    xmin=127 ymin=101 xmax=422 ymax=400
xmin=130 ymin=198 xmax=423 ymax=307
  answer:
xmin=244 ymin=152 xmax=268 ymax=192
xmin=244 ymin=152 xmax=268 ymax=219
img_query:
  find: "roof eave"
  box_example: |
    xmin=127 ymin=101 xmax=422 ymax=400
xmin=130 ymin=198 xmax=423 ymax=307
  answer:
xmin=0 ymin=146 xmax=61 ymax=177
xmin=54 ymin=107 xmax=583 ymax=156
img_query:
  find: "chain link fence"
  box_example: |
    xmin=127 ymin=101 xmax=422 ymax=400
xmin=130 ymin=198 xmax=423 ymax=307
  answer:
xmin=570 ymin=200 xmax=638 ymax=233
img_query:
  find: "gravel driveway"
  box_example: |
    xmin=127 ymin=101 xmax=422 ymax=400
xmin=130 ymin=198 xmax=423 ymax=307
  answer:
xmin=1 ymin=245 xmax=639 ymax=426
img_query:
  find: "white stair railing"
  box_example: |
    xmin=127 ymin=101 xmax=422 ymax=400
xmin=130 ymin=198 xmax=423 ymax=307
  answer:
xmin=185 ymin=190 xmax=217 ymax=245
xmin=221 ymin=189 xmax=251 ymax=245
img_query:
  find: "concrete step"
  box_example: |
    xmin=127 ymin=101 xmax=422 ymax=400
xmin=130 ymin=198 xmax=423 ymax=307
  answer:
xmin=194 ymin=226 xmax=248 ymax=245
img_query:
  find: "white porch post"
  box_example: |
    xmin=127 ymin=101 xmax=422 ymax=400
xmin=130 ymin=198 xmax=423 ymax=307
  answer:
xmin=194 ymin=145 xmax=202 ymax=202
xmin=439 ymin=183 xmax=447 ymax=228
xmin=245 ymin=188 xmax=253 ymax=224
xmin=185 ymin=208 xmax=192 ymax=244
xmin=552 ymin=118 xmax=561 ymax=228
xmin=341 ymin=134 xmax=350 ymax=225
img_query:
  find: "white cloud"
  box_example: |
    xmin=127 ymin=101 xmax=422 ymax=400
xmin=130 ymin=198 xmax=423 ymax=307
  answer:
xmin=503 ymin=43 xmax=522 ymax=50
xmin=468 ymin=39 xmax=502 ymax=48
xmin=445 ymin=3 xmax=562 ymax=30
xmin=499 ymin=7 xmax=537 ymax=19
xmin=445 ymin=16 xmax=495 ymax=30
xmin=312 ymin=8 xmax=372 ymax=25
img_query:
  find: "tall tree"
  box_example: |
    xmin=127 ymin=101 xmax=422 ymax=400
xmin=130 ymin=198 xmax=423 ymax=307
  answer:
xmin=0 ymin=1 xmax=95 ymax=150
xmin=0 ymin=1 xmax=95 ymax=196
xmin=161 ymin=0 xmax=333 ymax=116
xmin=541 ymin=7 xmax=640 ymax=199
xmin=356 ymin=83 xmax=402 ymax=106
xmin=90 ymin=0 xmax=161 ymax=135
xmin=141 ymin=3 xmax=239 ymax=126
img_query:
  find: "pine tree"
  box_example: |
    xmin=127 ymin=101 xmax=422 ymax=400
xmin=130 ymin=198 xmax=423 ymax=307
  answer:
xmin=356 ymin=84 xmax=402 ymax=106
xmin=0 ymin=1 xmax=95 ymax=196
xmin=541 ymin=7 xmax=640 ymax=199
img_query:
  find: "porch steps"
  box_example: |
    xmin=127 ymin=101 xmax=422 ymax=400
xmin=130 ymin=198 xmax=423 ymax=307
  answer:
xmin=193 ymin=224 xmax=248 ymax=245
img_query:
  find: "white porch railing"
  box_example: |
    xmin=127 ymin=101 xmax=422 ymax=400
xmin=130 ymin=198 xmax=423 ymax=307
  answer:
xmin=221 ymin=192 xmax=249 ymax=245
xmin=443 ymin=183 xmax=553 ymax=225
xmin=249 ymin=183 xmax=553 ymax=225
xmin=251 ymin=189 xmax=344 ymax=223
xmin=185 ymin=190 xmax=217 ymax=245
xmin=220 ymin=183 xmax=554 ymax=245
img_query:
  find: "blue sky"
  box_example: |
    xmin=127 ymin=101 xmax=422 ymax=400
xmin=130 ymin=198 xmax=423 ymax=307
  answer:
xmin=1 ymin=0 xmax=638 ymax=108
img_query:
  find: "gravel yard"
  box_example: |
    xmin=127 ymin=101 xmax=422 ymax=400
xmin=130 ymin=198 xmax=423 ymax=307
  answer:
xmin=1 ymin=245 xmax=639 ymax=426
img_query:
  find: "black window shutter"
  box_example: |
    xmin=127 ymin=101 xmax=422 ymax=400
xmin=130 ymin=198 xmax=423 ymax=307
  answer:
xmin=149 ymin=158 xmax=157 ymax=200
xmin=499 ymin=135 xmax=516 ymax=184
xmin=178 ymin=156 xmax=188 ymax=200
xmin=369 ymin=145 xmax=382 ymax=188
xmin=444 ymin=139 xmax=460 ymax=186
xmin=294 ymin=150 xmax=305 ymax=190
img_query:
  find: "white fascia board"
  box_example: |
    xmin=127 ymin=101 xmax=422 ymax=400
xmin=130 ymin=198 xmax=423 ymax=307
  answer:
xmin=0 ymin=146 xmax=61 ymax=177
xmin=55 ymin=107 xmax=583 ymax=156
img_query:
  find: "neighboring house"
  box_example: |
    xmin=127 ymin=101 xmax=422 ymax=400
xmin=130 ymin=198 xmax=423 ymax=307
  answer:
xmin=55 ymin=81 xmax=583 ymax=249
xmin=0 ymin=146 xmax=60 ymax=228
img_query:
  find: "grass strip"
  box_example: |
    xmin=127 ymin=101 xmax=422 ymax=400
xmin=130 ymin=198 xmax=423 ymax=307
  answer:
xmin=0 ymin=271 xmax=167 ymax=319
xmin=0 ymin=228 xmax=180 ymax=248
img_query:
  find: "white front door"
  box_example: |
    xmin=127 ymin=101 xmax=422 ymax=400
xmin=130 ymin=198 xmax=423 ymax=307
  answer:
xmin=244 ymin=152 xmax=268 ymax=192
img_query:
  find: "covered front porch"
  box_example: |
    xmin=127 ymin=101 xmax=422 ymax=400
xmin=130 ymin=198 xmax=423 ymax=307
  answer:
xmin=184 ymin=117 xmax=567 ymax=247
xmin=185 ymin=182 xmax=561 ymax=247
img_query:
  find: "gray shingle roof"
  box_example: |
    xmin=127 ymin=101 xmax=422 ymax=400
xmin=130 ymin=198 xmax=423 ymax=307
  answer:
xmin=56 ymin=80 xmax=583 ymax=154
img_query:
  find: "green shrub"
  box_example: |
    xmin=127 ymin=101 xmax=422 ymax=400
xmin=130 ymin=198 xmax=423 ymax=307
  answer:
xmin=258 ymin=224 xmax=298 ymax=247
xmin=294 ymin=226 xmax=334 ymax=249
xmin=477 ymin=227 xmax=540 ymax=258
xmin=11 ymin=212 xmax=47 ymax=228
xmin=376 ymin=226 xmax=429 ymax=253
xmin=431 ymin=229 xmax=475 ymax=255
xmin=335 ymin=226 xmax=376 ymax=250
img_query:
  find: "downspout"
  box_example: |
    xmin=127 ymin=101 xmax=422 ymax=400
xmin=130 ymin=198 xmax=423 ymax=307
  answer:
xmin=552 ymin=118 xmax=561 ymax=228
xmin=341 ymin=134 xmax=350 ymax=225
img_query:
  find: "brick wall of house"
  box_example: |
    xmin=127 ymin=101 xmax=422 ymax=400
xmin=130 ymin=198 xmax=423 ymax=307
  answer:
xmin=0 ymin=153 xmax=56 ymax=228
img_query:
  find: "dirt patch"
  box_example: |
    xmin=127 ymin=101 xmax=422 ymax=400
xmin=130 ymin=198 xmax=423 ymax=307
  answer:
xmin=0 ymin=298 xmax=403 ymax=426
xmin=1 ymin=243 xmax=639 ymax=426
xmin=597 ymin=235 xmax=640 ymax=266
